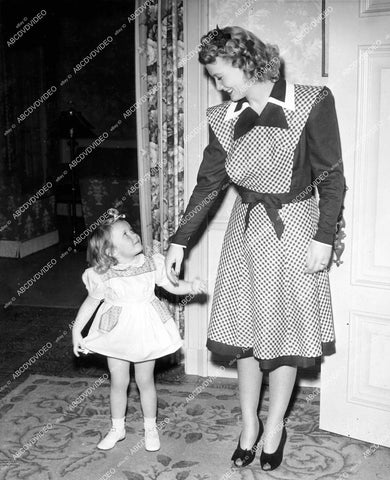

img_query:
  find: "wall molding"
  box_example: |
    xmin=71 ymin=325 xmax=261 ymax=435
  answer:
xmin=360 ymin=0 xmax=390 ymax=16
xmin=351 ymin=45 xmax=390 ymax=289
xmin=348 ymin=311 xmax=390 ymax=410
xmin=182 ymin=0 xmax=211 ymax=377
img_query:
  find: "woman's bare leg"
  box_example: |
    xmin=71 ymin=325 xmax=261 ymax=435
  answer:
xmin=236 ymin=356 xmax=263 ymax=456
xmin=263 ymin=365 xmax=297 ymax=452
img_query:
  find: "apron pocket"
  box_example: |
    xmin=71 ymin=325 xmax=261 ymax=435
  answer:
xmin=98 ymin=305 xmax=122 ymax=332
xmin=151 ymin=298 xmax=172 ymax=324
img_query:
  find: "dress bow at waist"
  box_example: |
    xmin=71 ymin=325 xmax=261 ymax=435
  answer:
xmin=236 ymin=185 xmax=313 ymax=239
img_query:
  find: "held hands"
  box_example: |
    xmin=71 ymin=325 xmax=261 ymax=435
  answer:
xmin=190 ymin=277 xmax=207 ymax=295
xmin=305 ymin=239 xmax=333 ymax=274
xmin=165 ymin=244 xmax=184 ymax=286
xmin=165 ymin=244 xmax=207 ymax=295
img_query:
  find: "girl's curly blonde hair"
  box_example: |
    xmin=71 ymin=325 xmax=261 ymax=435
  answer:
xmin=86 ymin=209 xmax=128 ymax=274
xmin=86 ymin=222 xmax=118 ymax=274
xmin=199 ymin=26 xmax=281 ymax=83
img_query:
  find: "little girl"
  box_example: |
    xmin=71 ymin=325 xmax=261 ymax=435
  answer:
xmin=72 ymin=208 xmax=206 ymax=452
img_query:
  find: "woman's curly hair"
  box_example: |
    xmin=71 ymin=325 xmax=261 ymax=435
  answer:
xmin=198 ymin=26 xmax=280 ymax=82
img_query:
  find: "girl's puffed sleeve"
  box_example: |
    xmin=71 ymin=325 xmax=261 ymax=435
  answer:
xmin=81 ymin=268 xmax=106 ymax=300
xmin=152 ymin=253 xmax=174 ymax=289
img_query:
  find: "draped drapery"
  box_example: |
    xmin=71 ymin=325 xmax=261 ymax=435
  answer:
xmin=0 ymin=5 xmax=51 ymax=191
xmin=135 ymin=0 xmax=185 ymax=339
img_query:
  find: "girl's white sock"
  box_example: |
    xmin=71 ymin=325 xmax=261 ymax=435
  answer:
xmin=143 ymin=416 xmax=157 ymax=430
xmin=143 ymin=416 xmax=160 ymax=451
xmin=112 ymin=417 xmax=125 ymax=431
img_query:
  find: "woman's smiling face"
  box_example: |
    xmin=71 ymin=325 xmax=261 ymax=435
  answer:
xmin=205 ymin=57 xmax=249 ymax=101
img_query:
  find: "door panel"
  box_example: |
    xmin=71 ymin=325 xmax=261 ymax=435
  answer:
xmin=320 ymin=0 xmax=390 ymax=447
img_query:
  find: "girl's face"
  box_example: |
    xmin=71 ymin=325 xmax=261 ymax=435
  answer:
xmin=110 ymin=221 xmax=143 ymax=262
xmin=205 ymin=57 xmax=250 ymax=101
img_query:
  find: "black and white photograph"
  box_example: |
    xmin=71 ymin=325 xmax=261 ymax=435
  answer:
xmin=0 ymin=0 xmax=389 ymax=479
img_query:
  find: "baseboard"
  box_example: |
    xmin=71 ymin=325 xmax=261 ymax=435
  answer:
xmin=0 ymin=230 xmax=59 ymax=258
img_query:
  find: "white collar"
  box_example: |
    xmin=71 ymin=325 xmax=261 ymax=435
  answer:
xmin=268 ymin=82 xmax=295 ymax=111
xmin=112 ymin=253 xmax=145 ymax=270
xmin=224 ymin=100 xmax=250 ymax=121
xmin=224 ymin=82 xmax=295 ymax=122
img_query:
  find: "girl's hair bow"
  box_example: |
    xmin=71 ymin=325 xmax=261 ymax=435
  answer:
xmin=106 ymin=208 xmax=126 ymax=223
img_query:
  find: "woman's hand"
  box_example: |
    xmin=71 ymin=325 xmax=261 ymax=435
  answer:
xmin=305 ymin=239 xmax=333 ymax=274
xmin=165 ymin=244 xmax=184 ymax=285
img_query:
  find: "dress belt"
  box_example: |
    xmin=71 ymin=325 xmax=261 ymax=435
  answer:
xmin=236 ymin=185 xmax=313 ymax=239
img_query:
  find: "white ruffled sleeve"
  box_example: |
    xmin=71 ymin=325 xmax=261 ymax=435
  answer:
xmin=81 ymin=268 xmax=106 ymax=300
xmin=152 ymin=253 xmax=174 ymax=289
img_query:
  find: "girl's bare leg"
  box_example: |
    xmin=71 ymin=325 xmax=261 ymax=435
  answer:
xmin=134 ymin=360 xmax=157 ymax=417
xmin=107 ymin=357 xmax=131 ymax=418
xmin=134 ymin=360 xmax=159 ymax=451
xmin=97 ymin=357 xmax=130 ymax=450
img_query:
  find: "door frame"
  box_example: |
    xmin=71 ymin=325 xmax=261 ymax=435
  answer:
xmin=182 ymin=0 xmax=211 ymax=377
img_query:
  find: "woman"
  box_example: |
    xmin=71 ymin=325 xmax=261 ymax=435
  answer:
xmin=165 ymin=26 xmax=345 ymax=470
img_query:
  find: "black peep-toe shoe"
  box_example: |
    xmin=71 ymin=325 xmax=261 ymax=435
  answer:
xmin=260 ymin=426 xmax=287 ymax=471
xmin=231 ymin=419 xmax=264 ymax=468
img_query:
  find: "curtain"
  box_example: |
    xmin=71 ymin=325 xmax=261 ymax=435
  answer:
xmin=0 ymin=16 xmax=16 ymax=177
xmin=135 ymin=0 xmax=185 ymax=342
xmin=0 ymin=5 xmax=50 ymax=191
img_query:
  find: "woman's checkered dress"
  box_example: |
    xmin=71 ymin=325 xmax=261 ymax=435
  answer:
xmin=172 ymin=80 xmax=345 ymax=370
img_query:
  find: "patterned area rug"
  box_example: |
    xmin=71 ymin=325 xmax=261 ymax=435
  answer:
xmin=1 ymin=375 xmax=389 ymax=480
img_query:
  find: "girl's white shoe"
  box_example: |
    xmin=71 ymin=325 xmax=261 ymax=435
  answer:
xmin=97 ymin=427 xmax=126 ymax=450
xmin=144 ymin=427 xmax=160 ymax=451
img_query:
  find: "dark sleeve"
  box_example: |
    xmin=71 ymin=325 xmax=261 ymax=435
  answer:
xmin=306 ymin=87 xmax=346 ymax=245
xmin=170 ymin=125 xmax=229 ymax=247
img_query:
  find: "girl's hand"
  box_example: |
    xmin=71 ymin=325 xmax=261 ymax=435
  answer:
xmin=190 ymin=277 xmax=207 ymax=295
xmin=305 ymin=239 xmax=333 ymax=274
xmin=72 ymin=331 xmax=89 ymax=357
xmin=165 ymin=244 xmax=184 ymax=285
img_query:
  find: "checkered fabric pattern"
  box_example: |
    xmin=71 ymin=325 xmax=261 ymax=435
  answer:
xmin=206 ymin=102 xmax=235 ymax=153
xmin=207 ymin=85 xmax=335 ymax=364
xmin=208 ymin=85 xmax=322 ymax=193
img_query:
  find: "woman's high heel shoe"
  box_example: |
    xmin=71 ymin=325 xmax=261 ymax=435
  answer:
xmin=231 ymin=419 xmax=264 ymax=467
xmin=260 ymin=426 xmax=287 ymax=471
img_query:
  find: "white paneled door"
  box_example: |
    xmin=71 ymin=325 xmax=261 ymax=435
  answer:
xmin=320 ymin=1 xmax=390 ymax=447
